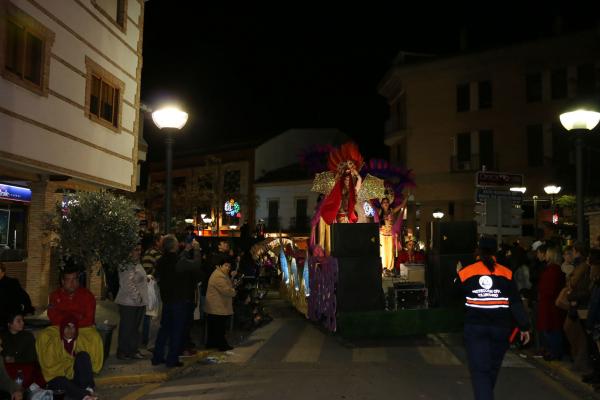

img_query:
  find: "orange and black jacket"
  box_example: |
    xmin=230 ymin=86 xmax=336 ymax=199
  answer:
xmin=458 ymin=261 xmax=530 ymax=330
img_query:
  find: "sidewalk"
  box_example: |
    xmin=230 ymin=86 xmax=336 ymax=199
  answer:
xmin=517 ymin=348 xmax=600 ymax=399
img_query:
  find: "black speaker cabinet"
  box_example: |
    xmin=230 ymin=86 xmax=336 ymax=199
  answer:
xmin=427 ymin=253 xmax=476 ymax=307
xmin=336 ymin=256 xmax=384 ymax=313
xmin=331 ymin=223 xmax=379 ymax=257
xmin=429 ymin=221 xmax=478 ymax=255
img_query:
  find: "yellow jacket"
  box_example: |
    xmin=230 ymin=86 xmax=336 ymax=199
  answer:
xmin=35 ymin=326 xmax=104 ymax=382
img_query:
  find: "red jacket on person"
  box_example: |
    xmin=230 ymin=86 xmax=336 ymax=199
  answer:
xmin=536 ymin=263 xmax=566 ymax=331
xmin=47 ymin=287 xmax=96 ymax=327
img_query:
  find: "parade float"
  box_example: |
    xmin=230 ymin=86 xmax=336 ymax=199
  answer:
xmin=257 ymin=142 xmax=464 ymax=338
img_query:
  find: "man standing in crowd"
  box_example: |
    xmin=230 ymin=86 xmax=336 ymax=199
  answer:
xmin=0 ymin=264 xmax=34 ymax=325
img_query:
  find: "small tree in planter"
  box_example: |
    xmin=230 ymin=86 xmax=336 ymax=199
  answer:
xmin=51 ymin=191 xmax=139 ymax=295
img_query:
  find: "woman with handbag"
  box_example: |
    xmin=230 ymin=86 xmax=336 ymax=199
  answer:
xmin=537 ymin=247 xmax=565 ymax=360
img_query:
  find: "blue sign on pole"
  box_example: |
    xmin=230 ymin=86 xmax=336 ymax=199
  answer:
xmin=0 ymin=184 xmax=32 ymax=203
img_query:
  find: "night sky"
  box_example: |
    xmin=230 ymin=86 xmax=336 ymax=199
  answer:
xmin=140 ymin=2 xmax=598 ymax=163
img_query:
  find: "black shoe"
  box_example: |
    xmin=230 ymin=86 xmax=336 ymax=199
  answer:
xmin=151 ymin=358 xmax=165 ymax=366
xmin=117 ymin=353 xmax=132 ymax=360
xmin=166 ymin=361 xmax=184 ymax=368
xmin=218 ymin=345 xmax=233 ymax=352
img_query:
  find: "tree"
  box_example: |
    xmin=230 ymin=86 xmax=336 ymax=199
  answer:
xmin=50 ymin=191 xmax=139 ymax=274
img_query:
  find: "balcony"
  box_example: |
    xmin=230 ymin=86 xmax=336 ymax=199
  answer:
xmin=450 ymin=154 xmax=497 ymax=173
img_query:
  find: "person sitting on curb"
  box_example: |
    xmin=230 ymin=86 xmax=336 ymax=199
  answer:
xmin=37 ymin=266 xmax=103 ymax=384
xmin=36 ymin=316 xmax=100 ymax=400
xmin=0 ymin=337 xmax=22 ymax=400
xmin=1 ymin=312 xmax=45 ymax=389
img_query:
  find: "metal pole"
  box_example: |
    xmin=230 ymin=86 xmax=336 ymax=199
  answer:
xmin=575 ymin=134 xmax=584 ymax=242
xmin=165 ymin=133 xmax=173 ymax=233
xmin=533 ymin=195 xmax=538 ymax=239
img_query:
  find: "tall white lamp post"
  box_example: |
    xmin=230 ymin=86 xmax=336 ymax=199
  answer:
xmin=560 ymin=108 xmax=600 ymax=241
xmin=152 ymin=106 xmax=188 ymax=233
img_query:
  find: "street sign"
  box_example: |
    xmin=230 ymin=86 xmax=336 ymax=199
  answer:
xmin=476 ymin=171 xmax=524 ymax=188
xmin=476 ymin=188 xmax=523 ymax=204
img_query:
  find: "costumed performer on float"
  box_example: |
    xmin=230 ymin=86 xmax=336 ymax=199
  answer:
xmin=310 ymin=142 xmax=385 ymax=254
xmin=312 ymin=143 xmax=363 ymax=254
xmin=374 ymin=192 xmax=408 ymax=276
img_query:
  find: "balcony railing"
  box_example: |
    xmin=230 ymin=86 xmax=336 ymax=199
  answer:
xmin=450 ymin=154 xmax=497 ymax=172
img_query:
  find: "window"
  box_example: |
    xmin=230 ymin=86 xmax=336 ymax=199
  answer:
xmin=577 ymin=64 xmax=595 ymax=96
xmin=456 ymin=83 xmax=470 ymax=112
xmin=92 ymin=0 xmax=127 ymax=30
xmin=267 ymin=200 xmax=279 ymax=230
xmin=526 ymin=125 xmax=544 ymax=167
xmin=551 ymin=68 xmax=567 ymax=100
xmin=1 ymin=2 xmax=54 ymax=95
xmin=551 ymin=123 xmax=571 ymax=166
xmin=457 ymin=133 xmax=471 ymax=162
xmin=478 ymin=81 xmax=492 ymax=109
xmin=479 ymin=130 xmax=494 ymax=170
xmin=525 ymin=72 xmax=542 ymax=102
xmin=295 ymin=198 xmax=308 ymax=230
xmin=85 ymin=57 xmax=124 ymax=132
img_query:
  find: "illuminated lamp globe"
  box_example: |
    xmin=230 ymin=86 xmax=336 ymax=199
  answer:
xmin=432 ymin=210 xmax=444 ymax=219
xmin=510 ymin=187 xmax=527 ymax=193
xmin=559 ymin=109 xmax=600 ymax=132
xmin=544 ymin=185 xmax=562 ymax=195
xmin=152 ymin=106 xmax=188 ymax=130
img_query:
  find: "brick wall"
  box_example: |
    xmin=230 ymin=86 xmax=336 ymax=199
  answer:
xmin=26 ymin=181 xmax=103 ymax=309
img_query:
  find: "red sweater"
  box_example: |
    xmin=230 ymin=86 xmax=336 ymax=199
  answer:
xmin=47 ymin=287 xmax=96 ymax=327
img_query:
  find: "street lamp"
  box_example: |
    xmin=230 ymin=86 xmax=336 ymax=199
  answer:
xmin=544 ymin=185 xmax=561 ymax=225
xmin=152 ymin=106 xmax=188 ymax=233
xmin=432 ymin=210 xmax=444 ymax=219
xmin=560 ymin=107 xmax=600 ymax=241
xmin=510 ymin=187 xmax=527 ymax=193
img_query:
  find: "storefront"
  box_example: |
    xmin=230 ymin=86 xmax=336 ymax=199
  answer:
xmin=0 ymin=183 xmax=32 ymax=286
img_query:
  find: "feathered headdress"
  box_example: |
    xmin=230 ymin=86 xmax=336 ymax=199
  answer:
xmin=327 ymin=142 xmax=364 ymax=174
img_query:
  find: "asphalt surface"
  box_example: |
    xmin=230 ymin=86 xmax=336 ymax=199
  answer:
xmin=103 ymin=297 xmax=598 ymax=400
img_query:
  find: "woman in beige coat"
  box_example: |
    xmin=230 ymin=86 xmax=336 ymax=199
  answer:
xmin=204 ymin=256 xmax=237 ymax=351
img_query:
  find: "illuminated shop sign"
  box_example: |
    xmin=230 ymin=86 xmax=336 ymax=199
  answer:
xmin=0 ymin=184 xmax=32 ymax=203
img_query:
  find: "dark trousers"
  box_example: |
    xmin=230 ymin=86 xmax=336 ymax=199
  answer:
xmin=183 ymin=300 xmax=195 ymax=349
xmin=464 ymin=324 xmax=511 ymax=400
xmin=152 ymin=302 xmax=187 ymax=366
xmin=541 ymin=330 xmax=564 ymax=359
xmin=47 ymin=352 xmax=94 ymax=400
xmin=142 ymin=314 xmax=151 ymax=346
xmin=117 ymin=304 xmax=145 ymax=356
xmin=206 ymin=314 xmax=230 ymax=350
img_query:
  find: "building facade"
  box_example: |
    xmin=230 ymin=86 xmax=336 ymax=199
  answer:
xmin=0 ymin=0 xmax=145 ymax=307
xmin=146 ymin=146 xmax=255 ymax=236
xmin=254 ymin=129 xmax=349 ymax=233
xmin=379 ymin=29 xmax=600 ymax=239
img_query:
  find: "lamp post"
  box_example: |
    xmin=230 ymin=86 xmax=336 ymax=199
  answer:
xmin=560 ymin=107 xmax=600 ymax=242
xmin=544 ymin=185 xmax=562 ymax=222
xmin=152 ymin=106 xmax=188 ymax=233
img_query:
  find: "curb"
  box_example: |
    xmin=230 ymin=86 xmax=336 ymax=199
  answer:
xmin=522 ymin=352 xmax=600 ymax=399
xmin=96 ymin=350 xmax=212 ymax=387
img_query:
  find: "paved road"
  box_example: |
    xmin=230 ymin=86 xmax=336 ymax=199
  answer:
xmin=117 ymin=300 xmax=594 ymax=400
